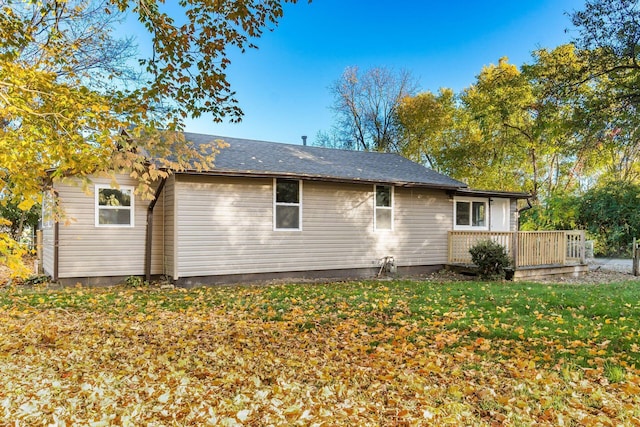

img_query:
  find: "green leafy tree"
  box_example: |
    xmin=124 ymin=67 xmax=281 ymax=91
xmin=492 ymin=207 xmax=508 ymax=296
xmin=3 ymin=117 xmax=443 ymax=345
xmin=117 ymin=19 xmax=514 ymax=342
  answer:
xmin=571 ymin=0 xmax=640 ymax=108
xmin=396 ymin=88 xmax=503 ymax=190
xmin=576 ymin=181 xmax=640 ymax=256
xmin=398 ymin=54 xmax=595 ymax=196
xmin=565 ymin=0 xmax=640 ymax=184
xmin=396 ymin=88 xmax=458 ymax=172
xmin=519 ymin=191 xmax=580 ymax=231
xmin=459 ymin=58 xmax=537 ymax=192
xmin=0 ymin=199 xmax=40 ymax=242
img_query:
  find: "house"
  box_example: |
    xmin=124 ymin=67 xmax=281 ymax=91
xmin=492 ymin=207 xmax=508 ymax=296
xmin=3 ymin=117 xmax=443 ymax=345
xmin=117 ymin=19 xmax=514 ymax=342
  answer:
xmin=41 ymin=133 xmax=530 ymax=286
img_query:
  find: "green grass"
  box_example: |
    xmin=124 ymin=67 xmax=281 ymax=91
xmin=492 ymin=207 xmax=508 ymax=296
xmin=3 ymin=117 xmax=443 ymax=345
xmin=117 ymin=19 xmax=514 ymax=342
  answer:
xmin=2 ymin=278 xmax=640 ymax=367
xmin=2 ymin=278 xmax=640 ymax=425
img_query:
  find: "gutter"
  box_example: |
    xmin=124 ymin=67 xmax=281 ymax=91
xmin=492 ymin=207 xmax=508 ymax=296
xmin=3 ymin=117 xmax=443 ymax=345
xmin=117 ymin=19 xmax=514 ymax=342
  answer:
xmin=177 ymin=170 xmax=466 ymax=192
xmin=145 ymin=177 xmax=167 ymax=282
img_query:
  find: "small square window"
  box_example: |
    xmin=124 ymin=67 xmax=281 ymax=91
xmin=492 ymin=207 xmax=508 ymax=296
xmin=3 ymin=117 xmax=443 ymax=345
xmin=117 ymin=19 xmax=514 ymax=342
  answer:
xmin=95 ymin=185 xmax=134 ymax=227
xmin=454 ymin=198 xmax=488 ymax=230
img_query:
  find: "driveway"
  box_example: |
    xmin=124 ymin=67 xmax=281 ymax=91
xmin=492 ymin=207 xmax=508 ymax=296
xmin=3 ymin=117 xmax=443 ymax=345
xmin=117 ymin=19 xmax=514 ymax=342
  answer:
xmin=589 ymin=258 xmax=634 ymax=273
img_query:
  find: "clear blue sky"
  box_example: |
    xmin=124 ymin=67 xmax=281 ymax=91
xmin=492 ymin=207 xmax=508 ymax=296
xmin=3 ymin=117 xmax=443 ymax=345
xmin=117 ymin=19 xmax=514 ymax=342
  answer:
xmin=171 ymin=0 xmax=586 ymax=145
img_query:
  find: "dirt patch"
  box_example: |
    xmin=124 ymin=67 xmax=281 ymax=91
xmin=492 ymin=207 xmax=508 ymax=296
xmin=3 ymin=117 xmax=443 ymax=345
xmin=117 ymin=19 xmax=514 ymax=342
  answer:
xmin=412 ymin=266 xmax=640 ymax=285
xmin=529 ymin=268 xmax=640 ymax=285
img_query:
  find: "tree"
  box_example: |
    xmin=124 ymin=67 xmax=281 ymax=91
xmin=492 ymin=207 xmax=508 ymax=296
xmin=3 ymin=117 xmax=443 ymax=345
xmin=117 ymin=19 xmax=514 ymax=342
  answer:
xmin=396 ymin=88 xmax=499 ymax=189
xmin=576 ymin=180 xmax=640 ymax=256
xmin=396 ymin=88 xmax=457 ymax=171
xmin=325 ymin=66 xmax=417 ymax=152
xmin=461 ymin=57 xmax=549 ymax=195
xmin=565 ymin=0 xmax=640 ymax=183
xmin=0 ymin=199 xmax=40 ymax=242
xmin=571 ymin=0 xmax=640 ymax=107
xmin=0 ymin=0 xmax=301 ymax=278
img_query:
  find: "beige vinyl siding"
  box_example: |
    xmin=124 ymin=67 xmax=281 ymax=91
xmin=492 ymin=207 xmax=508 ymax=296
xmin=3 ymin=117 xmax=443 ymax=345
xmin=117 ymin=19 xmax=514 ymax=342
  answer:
xmin=42 ymin=224 xmax=54 ymax=277
xmin=163 ymin=175 xmax=176 ymax=278
xmin=54 ymin=175 xmax=164 ymax=278
xmin=174 ymin=175 xmax=452 ymax=277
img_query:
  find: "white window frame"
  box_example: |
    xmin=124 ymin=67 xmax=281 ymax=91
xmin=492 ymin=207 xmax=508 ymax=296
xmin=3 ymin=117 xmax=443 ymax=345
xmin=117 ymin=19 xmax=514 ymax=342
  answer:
xmin=273 ymin=178 xmax=302 ymax=231
xmin=374 ymin=184 xmax=394 ymax=231
xmin=453 ymin=197 xmax=488 ymax=231
xmin=41 ymin=191 xmax=54 ymax=229
xmin=95 ymin=184 xmax=135 ymax=228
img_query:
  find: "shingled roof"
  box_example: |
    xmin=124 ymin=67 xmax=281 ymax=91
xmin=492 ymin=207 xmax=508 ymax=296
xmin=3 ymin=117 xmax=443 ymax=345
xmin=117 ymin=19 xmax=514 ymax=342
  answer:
xmin=183 ymin=132 xmax=468 ymax=190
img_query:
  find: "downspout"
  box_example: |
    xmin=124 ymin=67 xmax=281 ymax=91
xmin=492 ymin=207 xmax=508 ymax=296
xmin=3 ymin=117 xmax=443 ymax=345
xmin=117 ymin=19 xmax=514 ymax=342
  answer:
xmin=145 ymin=177 xmax=167 ymax=282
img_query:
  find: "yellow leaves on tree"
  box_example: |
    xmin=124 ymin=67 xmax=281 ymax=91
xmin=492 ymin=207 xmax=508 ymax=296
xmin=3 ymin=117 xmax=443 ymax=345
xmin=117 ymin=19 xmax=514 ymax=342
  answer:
xmin=1 ymin=0 xmax=301 ymax=277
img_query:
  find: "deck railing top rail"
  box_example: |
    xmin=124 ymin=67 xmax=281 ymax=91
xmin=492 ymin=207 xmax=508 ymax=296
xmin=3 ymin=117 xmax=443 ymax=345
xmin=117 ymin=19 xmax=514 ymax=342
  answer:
xmin=448 ymin=230 xmax=586 ymax=268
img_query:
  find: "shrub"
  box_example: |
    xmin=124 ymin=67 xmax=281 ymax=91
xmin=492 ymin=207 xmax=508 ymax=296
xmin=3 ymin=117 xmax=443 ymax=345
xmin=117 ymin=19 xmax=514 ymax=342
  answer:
xmin=469 ymin=239 xmax=512 ymax=280
xmin=124 ymin=276 xmax=145 ymax=288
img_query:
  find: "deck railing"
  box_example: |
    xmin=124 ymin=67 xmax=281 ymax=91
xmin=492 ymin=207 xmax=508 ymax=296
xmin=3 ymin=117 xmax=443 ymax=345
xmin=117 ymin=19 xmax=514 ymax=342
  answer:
xmin=448 ymin=230 xmax=586 ymax=268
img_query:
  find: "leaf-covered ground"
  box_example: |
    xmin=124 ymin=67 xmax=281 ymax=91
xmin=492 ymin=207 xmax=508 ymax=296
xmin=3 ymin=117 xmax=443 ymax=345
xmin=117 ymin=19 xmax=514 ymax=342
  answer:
xmin=1 ymin=280 xmax=640 ymax=426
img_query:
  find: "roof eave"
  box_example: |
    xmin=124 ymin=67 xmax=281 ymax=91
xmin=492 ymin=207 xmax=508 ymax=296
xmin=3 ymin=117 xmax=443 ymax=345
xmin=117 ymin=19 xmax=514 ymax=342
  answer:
xmin=453 ymin=188 xmax=531 ymax=199
xmin=175 ymin=169 xmax=466 ymax=191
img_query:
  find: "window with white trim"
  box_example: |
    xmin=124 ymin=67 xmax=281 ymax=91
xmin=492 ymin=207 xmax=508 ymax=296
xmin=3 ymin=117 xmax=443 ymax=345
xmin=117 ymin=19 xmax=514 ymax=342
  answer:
xmin=41 ymin=191 xmax=54 ymax=229
xmin=274 ymin=178 xmax=301 ymax=230
xmin=375 ymin=185 xmax=393 ymax=230
xmin=95 ymin=185 xmax=134 ymax=227
xmin=454 ymin=198 xmax=487 ymax=229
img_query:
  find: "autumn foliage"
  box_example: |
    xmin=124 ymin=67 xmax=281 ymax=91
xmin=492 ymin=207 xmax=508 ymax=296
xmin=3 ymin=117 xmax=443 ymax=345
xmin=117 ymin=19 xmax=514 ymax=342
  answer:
xmin=0 ymin=0 xmax=299 ymax=278
xmin=1 ymin=279 xmax=639 ymax=425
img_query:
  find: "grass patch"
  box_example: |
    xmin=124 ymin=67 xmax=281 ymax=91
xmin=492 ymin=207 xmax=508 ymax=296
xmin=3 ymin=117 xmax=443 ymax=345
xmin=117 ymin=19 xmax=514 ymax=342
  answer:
xmin=2 ymin=279 xmax=640 ymax=366
xmin=1 ymin=278 xmax=639 ymax=425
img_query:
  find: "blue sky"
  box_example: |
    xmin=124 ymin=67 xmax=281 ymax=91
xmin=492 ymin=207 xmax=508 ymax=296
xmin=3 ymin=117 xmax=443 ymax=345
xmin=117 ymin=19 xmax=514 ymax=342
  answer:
xmin=171 ymin=0 xmax=587 ymax=145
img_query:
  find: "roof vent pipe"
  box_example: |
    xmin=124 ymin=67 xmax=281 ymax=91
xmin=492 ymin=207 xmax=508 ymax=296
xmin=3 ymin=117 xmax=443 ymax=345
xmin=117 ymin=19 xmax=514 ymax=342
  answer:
xmin=301 ymin=135 xmax=307 ymax=146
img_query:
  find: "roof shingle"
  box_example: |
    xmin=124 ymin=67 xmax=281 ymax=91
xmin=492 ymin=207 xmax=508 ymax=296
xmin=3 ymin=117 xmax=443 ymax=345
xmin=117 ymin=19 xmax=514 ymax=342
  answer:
xmin=184 ymin=132 xmax=468 ymax=189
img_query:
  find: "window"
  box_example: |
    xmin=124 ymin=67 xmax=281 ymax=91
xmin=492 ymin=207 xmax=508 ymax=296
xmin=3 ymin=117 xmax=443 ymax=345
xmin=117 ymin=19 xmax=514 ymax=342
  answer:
xmin=274 ymin=178 xmax=301 ymax=230
xmin=95 ymin=185 xmax=134 ymax=227
xmin=375 ymin=185 xmax=393 ymax=230
xmin=455 ymin=199 xmax=487 ymax=229
xmin=41 ymin=191 xmax=54 ymax=229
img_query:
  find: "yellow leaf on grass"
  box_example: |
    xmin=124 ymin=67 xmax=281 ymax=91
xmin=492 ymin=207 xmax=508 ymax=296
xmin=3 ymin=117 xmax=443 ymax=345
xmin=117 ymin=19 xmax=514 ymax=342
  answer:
xmin=236 ymin=409 xmax=250 ymax=422
xmin=157 ymin=391 xmax=170 ymax=403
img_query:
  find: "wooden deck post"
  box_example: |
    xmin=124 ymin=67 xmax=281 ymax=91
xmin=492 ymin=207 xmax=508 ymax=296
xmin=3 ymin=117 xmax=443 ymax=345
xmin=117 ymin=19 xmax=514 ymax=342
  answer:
xmin=631 ymin=237 xmax=640 ymax=276
xmin=512 ymin=232 xmax=519 ymax=268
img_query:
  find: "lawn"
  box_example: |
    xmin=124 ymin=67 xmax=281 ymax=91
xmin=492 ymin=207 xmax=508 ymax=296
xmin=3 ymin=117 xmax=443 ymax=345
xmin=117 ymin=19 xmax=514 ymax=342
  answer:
xmin=1 ymin=279 xmax=640 ymax=426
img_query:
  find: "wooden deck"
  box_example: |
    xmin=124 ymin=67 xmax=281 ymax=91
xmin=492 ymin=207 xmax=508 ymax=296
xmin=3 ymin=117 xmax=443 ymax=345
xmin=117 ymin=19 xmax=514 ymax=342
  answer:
xmin=448 ymin=230 xmax=587 ymax=280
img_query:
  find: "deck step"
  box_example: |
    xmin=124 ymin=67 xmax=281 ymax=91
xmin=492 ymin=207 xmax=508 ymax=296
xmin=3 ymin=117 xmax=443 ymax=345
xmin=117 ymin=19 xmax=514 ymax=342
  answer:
xmin=513 ymin=264 xmax=589 ymax=281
